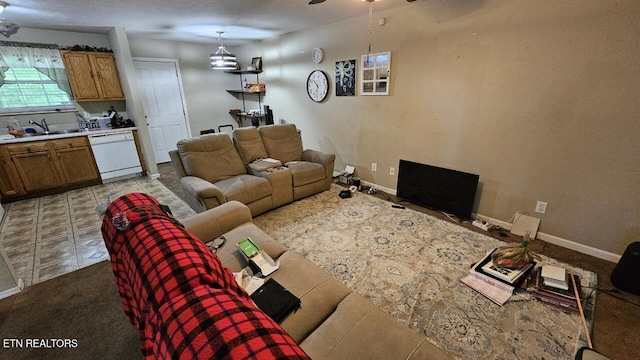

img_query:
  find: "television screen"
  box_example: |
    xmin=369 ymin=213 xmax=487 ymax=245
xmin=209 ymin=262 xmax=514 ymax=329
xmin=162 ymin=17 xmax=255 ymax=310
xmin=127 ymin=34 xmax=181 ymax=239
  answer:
xmin=396 ymin=160 xmax=479 ymax=220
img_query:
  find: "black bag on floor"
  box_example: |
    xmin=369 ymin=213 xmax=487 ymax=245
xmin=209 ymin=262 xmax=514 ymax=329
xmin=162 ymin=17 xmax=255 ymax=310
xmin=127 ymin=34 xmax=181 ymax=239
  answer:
xmin=251 ymin=278 xmax=301 ymax=323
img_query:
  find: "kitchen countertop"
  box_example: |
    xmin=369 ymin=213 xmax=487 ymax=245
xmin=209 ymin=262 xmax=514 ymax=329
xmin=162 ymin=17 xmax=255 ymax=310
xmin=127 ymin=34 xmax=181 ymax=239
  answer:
xmin=0 ymin=127 xmax=138 ymax=144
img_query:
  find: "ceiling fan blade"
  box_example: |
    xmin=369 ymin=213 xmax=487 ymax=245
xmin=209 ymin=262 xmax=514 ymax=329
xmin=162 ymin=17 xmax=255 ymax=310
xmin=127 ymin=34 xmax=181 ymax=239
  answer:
xmin=308 ymin=0 xmax=326 ymax=4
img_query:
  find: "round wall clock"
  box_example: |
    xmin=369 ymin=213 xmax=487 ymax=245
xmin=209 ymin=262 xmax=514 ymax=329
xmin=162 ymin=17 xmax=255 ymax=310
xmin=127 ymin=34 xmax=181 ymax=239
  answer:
xmin=312 ymin=48 xmax=324 ymax=64
xmin=307 ymin=70 xmax=329 ymax=102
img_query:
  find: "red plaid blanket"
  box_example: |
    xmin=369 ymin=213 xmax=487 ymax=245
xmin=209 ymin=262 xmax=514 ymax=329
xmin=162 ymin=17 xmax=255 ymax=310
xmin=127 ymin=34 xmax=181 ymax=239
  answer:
xmin=101 ymin=192 xmax=308 ymax=359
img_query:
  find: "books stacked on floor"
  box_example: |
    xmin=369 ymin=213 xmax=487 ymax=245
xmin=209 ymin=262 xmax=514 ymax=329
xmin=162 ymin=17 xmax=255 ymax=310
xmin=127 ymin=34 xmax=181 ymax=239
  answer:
xmin=460 ymin=248 xmax=536 ymax=306
xmin=530 ymin=265 xmax=581 ymax=314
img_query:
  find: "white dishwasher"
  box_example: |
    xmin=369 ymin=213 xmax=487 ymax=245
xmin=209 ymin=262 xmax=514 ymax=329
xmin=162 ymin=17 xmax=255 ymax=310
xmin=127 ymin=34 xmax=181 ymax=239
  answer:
xmin=88 ymin=130 xmax=142 ymax=182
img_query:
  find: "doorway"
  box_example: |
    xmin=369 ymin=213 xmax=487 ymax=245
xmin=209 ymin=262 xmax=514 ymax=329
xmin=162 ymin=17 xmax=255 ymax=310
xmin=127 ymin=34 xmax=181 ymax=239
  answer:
xmin=133 ymin=59 xmax=190 ymax=163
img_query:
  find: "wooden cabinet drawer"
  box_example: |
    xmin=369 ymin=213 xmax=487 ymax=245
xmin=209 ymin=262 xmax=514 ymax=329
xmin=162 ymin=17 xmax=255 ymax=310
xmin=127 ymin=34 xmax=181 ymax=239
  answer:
xmin=6 ymin=142 xmax=49 ymax=155
xmin=52 ymin=137 xmax=88 ymax=149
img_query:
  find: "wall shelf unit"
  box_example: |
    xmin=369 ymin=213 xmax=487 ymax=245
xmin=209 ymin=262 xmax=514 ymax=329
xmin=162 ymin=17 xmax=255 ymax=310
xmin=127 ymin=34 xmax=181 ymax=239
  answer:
xmin=225 ymin=70 xmax=265 ymax=126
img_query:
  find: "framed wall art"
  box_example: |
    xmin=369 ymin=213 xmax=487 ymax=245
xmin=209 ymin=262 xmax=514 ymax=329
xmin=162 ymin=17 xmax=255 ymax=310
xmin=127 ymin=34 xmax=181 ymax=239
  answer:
xmin=360 ymin=51 xmax=391 ymax=96
xmin=335 ymin=59 xmax=356 ymax=96
xmin=251 ymin=57 xmax=262 ymax=71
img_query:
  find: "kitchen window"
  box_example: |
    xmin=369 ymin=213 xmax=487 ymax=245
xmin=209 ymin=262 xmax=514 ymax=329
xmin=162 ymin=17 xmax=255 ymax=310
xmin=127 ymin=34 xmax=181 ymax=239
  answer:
xmin=0 ymin=42 xmax=74 ymax=114
xmin=0 ymin=67 xmax=72 ymax=112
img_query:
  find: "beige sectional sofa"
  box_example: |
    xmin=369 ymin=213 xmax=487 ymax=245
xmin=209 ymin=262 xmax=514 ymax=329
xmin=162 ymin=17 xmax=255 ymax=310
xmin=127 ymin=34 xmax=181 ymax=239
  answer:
xmin=181 ymin=200 xmax=452 ymax=360
xmin=170 ymin=124 xmax=335 ymax=216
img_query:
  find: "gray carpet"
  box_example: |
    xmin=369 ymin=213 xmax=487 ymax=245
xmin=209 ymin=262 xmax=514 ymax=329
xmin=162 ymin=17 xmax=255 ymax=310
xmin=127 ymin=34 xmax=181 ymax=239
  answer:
xmin=0 ymin=261 xmax=139 ymax=360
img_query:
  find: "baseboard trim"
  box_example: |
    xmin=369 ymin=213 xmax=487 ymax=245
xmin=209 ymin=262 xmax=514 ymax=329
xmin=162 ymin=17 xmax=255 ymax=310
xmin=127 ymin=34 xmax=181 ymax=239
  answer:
xmin=361 ymin=181 xmax=621 ymax=263
xmin=147 ymin=172 xmax=160 ymax=180
xmin=477 ymin=214 xmax=621 ymax=263
xmin=0 ymin=278 xmax=23 ymax=300
xmin=360 ymin=180 xmax=396 ymax=197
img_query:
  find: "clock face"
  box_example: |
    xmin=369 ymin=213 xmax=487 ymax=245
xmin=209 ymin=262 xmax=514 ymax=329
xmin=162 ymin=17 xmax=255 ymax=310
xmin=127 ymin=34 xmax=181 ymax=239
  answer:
xmin=312 ymin=48 xmax=323 ymax=64
xmin=307 ymin=70 xmax=329 ymax=102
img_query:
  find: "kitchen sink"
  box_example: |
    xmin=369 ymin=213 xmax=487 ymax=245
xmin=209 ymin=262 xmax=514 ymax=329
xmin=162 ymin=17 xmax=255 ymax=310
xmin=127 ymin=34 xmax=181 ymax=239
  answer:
xmin=21 ymin=129 xmax=81 ymax=137
xmin=21 ymin=132 xmax=55 ymax=137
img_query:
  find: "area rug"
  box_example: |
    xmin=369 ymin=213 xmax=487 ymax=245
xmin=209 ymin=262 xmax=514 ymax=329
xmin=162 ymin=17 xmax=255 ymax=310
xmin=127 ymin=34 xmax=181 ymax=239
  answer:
xmin=253 ymin=185 xmax=597 ymax=360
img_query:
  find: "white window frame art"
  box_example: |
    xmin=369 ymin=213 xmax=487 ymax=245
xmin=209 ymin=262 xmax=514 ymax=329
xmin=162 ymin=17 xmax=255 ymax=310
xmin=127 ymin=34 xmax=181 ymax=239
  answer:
xmin=359 ymin=51 xmax=391 ymax=96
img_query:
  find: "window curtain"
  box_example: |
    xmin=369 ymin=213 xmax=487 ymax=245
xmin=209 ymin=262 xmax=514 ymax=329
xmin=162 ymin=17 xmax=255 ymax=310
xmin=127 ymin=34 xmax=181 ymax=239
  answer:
xmin=0 ymin=42 xmax=72 ymax=96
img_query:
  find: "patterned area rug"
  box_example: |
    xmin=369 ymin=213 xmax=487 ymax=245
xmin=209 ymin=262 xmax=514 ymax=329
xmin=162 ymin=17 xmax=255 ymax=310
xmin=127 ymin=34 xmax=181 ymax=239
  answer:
xmin=253 ymin=185 xmax=597 ymax=360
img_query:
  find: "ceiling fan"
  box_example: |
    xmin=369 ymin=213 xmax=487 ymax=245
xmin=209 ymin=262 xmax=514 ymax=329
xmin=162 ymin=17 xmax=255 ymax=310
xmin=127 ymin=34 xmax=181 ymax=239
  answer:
xmin=309 ymin=0 xmax=416 ymax=4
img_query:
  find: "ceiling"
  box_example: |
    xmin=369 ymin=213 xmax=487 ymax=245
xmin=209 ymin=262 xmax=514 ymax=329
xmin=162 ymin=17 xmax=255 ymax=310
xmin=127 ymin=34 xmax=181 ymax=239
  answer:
xmin=2 ymin=0 xmax=423 ymax=45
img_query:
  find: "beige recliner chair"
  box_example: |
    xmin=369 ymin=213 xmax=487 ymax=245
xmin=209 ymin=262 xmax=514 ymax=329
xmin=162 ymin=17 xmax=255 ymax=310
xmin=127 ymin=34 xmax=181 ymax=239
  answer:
xmin=258 ymin=124 xmax=334 ymax=201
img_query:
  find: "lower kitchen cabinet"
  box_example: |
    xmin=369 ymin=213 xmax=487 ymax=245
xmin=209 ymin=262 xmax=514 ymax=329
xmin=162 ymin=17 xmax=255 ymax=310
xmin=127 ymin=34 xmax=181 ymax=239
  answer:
xmin=0 ymin=136 xmax=100 ymax=199
xmin=0 ymin=152 xmax=22 ymax=197
xmin=52 ymin=138 xmax=100 ymax=184
xmin=11 ymin=148 xmax=63 ymax=192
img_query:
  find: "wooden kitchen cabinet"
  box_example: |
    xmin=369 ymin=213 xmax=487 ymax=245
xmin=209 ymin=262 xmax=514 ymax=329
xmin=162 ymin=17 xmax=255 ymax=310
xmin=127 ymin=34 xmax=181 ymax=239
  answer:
xmin=0 ymin=149 xmax=24 ymax=197
xmin=6 ymin=142 xmax=62 ymax=192
xmin=0 ymin=137 xmax=100 ymax=199
xmin=52 ymin=137 xmax=100 ymax=184
xmin=61 ymin=51 xmax=125 ymax=101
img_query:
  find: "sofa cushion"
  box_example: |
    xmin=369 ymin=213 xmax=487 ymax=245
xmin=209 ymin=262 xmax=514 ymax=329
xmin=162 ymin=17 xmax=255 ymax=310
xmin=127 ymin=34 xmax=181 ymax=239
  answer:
xmin=286 ymin=161 xmax=325 ymax=187
xmin=259 ymin=124 xmax=303 ymax=164
xmin=177 ymin=133 xmax=246 ymax=183
xmin=270 ymin=251 xmax=352 ymax=343
xmin=215 ymin=174 xmax=272 ymax=205
xmin=233 ymin=127 xmax=268 ymax=165
xmin=300 ymin=293 xmax=452 ymax=360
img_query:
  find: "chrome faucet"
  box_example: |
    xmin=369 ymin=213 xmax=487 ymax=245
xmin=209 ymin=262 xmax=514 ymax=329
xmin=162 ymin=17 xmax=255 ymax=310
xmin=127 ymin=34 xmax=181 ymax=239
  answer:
xmin=29 ymin=119 xmax=50 ymax=133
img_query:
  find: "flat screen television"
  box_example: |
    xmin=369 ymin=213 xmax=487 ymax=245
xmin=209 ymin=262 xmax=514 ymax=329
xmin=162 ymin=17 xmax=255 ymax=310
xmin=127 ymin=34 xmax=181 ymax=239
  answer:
xmin=396 ymin=160 xmax=479 ymax=220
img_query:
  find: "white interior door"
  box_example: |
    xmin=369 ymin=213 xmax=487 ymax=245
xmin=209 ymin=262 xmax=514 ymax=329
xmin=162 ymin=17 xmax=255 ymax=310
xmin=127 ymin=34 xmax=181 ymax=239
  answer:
xmin=133 ymin=59 xmax=189 ymax=163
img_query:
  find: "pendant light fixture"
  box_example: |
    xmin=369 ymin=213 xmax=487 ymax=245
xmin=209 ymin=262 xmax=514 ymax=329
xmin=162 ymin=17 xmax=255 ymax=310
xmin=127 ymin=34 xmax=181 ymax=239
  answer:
xmin=210 ymin=31 xmax=237 ymax=70
xmin=365 ymin=0 xmax=374 ymax=63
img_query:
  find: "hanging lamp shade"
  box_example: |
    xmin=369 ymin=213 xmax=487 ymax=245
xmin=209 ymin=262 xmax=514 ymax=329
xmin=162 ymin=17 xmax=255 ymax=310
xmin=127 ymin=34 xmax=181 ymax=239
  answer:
xmin=210 ymin=31 xmax=237 ymax=70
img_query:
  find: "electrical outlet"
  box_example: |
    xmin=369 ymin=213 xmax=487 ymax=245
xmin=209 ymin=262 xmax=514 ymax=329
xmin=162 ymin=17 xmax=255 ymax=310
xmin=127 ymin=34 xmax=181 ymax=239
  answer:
xmin=389 ymin=167 xmax=395 ymax=175
xmin=371 ymin=162 xmax=377 ymax=172
xmin=535 ymin=201 xmax=548 ymax=214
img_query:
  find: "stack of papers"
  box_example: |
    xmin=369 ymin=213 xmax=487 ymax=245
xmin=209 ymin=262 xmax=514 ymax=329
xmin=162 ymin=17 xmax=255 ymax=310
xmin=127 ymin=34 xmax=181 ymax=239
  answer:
xmin=460 ymin=275 xmax=513 ymax=306
xmin=541 ymin=265 xmax=569 ymax=290
xmin=460 ymin=250 xmax=517 ymax=306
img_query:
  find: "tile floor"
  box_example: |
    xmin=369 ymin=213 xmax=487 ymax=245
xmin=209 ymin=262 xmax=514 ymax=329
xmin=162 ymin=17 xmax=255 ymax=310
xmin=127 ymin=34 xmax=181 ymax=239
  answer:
xmin=0 ymin=176 xmax=195 ymax=286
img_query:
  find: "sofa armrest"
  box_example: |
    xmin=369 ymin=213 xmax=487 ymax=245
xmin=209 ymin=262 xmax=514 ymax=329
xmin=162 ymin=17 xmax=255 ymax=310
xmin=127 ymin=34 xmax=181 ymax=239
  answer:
xmin=182 ymin=201 xmax=253 ymax=243
xmin=169 ymin=149 xmax=187 ymax=178
xmin=302 ymin=149 xmax=336 ymax=180
xmin=180 ymin=176 xmax=227 ymax=204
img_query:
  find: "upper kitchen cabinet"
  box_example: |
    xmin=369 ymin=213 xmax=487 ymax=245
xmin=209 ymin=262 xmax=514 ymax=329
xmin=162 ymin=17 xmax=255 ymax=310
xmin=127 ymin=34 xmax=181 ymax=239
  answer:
xmin=61 ymin=51 xmax=125 ymax=101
